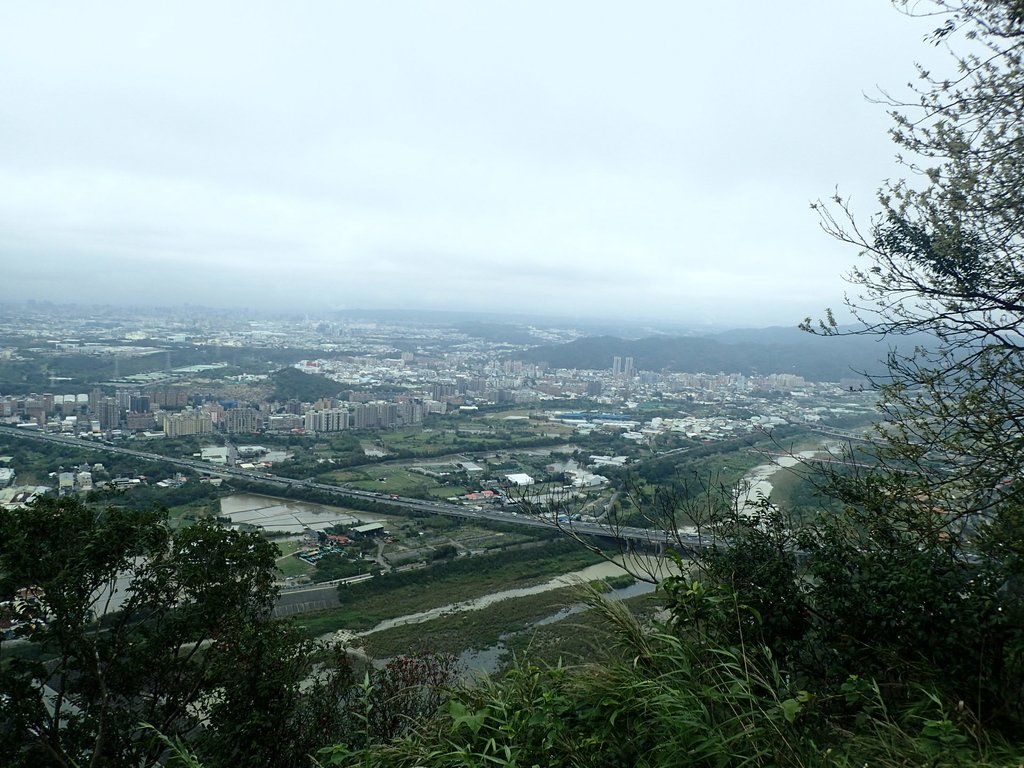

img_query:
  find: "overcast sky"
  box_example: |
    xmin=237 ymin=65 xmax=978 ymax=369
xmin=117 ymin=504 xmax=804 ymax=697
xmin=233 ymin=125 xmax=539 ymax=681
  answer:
xmin=0 ymin=2 xmax=948 ymax=327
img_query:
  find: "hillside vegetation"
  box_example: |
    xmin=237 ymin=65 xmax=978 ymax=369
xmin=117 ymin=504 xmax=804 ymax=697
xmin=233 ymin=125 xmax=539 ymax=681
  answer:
xmin=518 ymin=331 xmax=891 ymax=381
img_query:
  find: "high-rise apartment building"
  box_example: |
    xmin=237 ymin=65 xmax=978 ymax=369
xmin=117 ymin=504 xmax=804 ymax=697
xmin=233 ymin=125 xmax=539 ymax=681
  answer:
xmin=225 ymin=407 xmax=260 ymax=434
xmin=149 ymin=387 xmax=188 ymax=409
xmin=160 ymin=409 xmax=214 ymax=438
xmin=304 ymin=408 xmax=349 ymax=433
xmin=97 ymin=397 xmax=121 ymax=430
xmin=432 ymin=383 xmax=457 ymax=401
xmin=352 ymin=403 xmax=378 ymax=429
xmin=116 ymin=389 xmax=135 ymax=412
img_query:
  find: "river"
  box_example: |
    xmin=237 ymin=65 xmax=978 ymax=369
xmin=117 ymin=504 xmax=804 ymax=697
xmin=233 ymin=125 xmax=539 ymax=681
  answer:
xmin=322 ymin=554 xmax=678 ymax=674
xmin=736 ymin=449 xmax=825 ymax=514
xmin=354 ymin=557 xmax=666 ymax=638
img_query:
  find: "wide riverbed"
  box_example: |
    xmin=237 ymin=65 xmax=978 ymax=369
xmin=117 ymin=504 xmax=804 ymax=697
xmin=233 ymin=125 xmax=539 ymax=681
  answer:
xmin=737 ymin=449 xmax=824 ymax=514
xmin=324 ymin=554 xmax=675 ymax=646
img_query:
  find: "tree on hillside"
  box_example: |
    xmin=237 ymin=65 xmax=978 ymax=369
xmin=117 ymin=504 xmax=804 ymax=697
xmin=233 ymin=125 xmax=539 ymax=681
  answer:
xmin=0 ymin=498 xmax=341 ymax=767
xmin=269 ymin=366 xmax=344 ymax=403
xmin=805 ymin=0 xmax=1024 ymax=541
xmin=509 ymin=0 xmax=1024 ymax=732
xmin=0 ymin=497 xmax=461 ymax=767
xmin=762 ymin=0 xmax=1024 ymax=723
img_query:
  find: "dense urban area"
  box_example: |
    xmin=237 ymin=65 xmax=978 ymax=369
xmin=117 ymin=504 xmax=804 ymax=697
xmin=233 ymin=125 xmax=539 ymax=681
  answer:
xmin=0 ymin=301 xmax=880 ymax=629
xmin=0 ymin=302 xmax=875 ymax=525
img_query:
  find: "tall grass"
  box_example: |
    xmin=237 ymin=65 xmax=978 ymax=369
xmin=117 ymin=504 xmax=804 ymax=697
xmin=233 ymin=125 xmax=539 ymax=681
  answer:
xmin=322 ymin=587 xmax=1022 ymax=768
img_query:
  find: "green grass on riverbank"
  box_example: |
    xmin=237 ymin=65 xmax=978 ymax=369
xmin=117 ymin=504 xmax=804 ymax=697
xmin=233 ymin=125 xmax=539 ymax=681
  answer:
xmin=501 ymin=591 xmax=662 ymax=668
xmin=360 ymin=587 xmax=581 ymax=657
xmin=360 ymin=575 xmax=649 ymax=662
xmin=293 ymin=541 xmax=605 ymax=638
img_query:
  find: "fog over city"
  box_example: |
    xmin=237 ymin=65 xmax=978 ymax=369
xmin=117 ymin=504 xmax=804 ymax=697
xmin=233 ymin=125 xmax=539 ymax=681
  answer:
xmin=0 ymin=2 xmax=944 ymax=326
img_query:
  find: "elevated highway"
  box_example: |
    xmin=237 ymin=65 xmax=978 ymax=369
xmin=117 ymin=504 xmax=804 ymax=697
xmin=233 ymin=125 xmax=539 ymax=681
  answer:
xmin=0 ymin=426 xmax=691 ymax=550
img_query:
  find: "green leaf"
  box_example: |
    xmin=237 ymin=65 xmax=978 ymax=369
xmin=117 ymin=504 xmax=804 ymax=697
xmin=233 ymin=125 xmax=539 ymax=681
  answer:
xmin=779 ymin=698 xmax=802 ymax=724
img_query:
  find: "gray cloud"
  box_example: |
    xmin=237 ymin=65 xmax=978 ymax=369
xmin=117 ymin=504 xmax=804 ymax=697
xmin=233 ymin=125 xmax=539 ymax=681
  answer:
xmin=0 ymin=1 xmax=947 ymax=325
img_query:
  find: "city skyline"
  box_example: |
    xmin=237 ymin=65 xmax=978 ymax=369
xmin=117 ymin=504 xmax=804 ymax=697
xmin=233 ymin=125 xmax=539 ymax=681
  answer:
xmin=1 ymin=2 xmax=948 ymax=325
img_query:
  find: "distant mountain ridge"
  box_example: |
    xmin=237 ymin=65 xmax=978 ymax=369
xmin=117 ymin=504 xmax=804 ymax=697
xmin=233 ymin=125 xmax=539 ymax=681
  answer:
xmin=517 ymin=328 xmax=896 ymax=382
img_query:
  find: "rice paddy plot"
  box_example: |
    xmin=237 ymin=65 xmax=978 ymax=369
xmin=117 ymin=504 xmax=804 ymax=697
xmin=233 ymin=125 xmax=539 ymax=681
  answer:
xmin=219 ymin=493 xmax=367 ymax=534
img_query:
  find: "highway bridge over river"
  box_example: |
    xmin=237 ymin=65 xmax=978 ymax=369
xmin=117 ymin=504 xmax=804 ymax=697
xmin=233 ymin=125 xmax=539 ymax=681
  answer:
xmin=0 ymin=426 xmax=697 ymax=553
xmin=0 ymin=426 xmax=732 ymax=619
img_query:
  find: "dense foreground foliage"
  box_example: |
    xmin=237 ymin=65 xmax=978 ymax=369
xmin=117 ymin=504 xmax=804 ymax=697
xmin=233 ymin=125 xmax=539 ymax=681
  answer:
xmin=317 ymin=494 xmax=1024 ymax=768
xmin=0 ymin=497 xmax=463 ymax=768
xmin=6 ymin=490 xmax=1024 ymax=767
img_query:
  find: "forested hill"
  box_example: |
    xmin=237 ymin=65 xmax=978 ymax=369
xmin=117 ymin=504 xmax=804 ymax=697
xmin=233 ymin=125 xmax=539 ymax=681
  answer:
xmin=517 ymin=328 xmax=894 ymax=381
xmin=269 ymin=366 xmax=346 ymax=402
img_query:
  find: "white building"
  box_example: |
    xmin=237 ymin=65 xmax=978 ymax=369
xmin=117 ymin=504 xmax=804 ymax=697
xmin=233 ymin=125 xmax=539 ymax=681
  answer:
xmin=505 ymin=473 xmax=535 ymax=486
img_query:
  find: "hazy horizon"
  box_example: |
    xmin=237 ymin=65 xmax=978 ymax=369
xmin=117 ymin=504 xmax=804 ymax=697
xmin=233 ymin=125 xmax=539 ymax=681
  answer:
xmin=2 ymin=298 xmax=888 ymax=342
